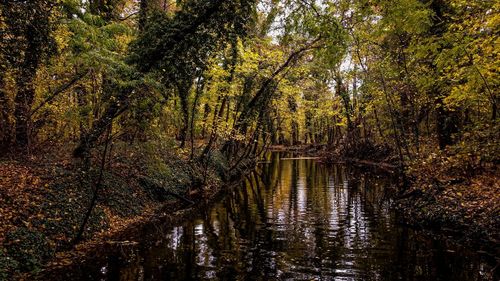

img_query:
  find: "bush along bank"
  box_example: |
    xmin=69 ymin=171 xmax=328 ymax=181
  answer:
xmin=395 ymin=144 xmax=499 ymax=252
xmin=0 ymin=143 xmax=254 ymax=279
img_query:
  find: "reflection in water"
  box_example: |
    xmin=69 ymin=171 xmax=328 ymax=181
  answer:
xmin=63 ymin=154 xmax=497 ymax=281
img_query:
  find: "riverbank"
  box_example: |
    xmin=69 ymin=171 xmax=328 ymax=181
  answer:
xmin=268 ymin=144 xmax=326 ymax=154
xmin=23 ymin=154 xmax=498 ymax=280
xmin=0 ymin=143 xmax=250 ymax=279
xmin=32 ymin=177 xmax=248 ymax=281
xmin=1 ymin=141 xmax=498 ymax=279
xmin=320 ymin=139 xmax=499 ymax=253
xmin=396 ymin=151 xmax=499 ymax=251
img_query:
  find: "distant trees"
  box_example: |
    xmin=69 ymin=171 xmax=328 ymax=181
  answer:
xmin=0 ymin=0 xmax=496 ymax=169
xmin=326 ymin=0 xmax=498 ymax=166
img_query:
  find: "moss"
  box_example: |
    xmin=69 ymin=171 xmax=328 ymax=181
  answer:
xmin=205 ymin=149 xmax=230 ymax=178
xmin=0 ymin=248 xmax=19 ymax=280
xmin=4 ymin=227 xmax=54 ymax=273
xmin=99 ymin=172 xmax=147 ymax=217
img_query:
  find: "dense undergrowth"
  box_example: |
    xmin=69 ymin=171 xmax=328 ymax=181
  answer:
xmin=397 ymin=125 xmax=499 ymax=248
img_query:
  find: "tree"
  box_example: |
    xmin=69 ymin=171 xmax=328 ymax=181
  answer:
xmin=1 ymin=0 xmax=55 ymax=151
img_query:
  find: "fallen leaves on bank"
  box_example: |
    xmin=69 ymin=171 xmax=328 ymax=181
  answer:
xmin=398 ymin=146 xmax=500 ymax=247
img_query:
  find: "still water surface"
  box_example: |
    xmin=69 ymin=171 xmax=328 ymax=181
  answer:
xmin=58 ymin=153 xmax=497 ymax=280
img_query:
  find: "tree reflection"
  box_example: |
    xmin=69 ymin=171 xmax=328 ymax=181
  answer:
xmin=86 ymin=156 xmax=496 ymax=281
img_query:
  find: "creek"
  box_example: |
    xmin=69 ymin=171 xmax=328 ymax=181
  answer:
xmin=56 ymin=152 xmax=496 ymax=280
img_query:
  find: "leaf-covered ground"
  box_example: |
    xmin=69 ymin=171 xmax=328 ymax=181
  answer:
xmin=0 ymin=144 xmax=227 ymax=279
xmin=397 ymin=146 xmax=500 ymax=251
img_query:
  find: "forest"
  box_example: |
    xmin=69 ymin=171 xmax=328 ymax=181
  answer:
xmin=0 ymin=0 xmax=498 ymax=280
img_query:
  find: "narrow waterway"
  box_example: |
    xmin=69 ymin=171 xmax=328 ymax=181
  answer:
xmin=58 ymin=153 xmax=496 ymax=280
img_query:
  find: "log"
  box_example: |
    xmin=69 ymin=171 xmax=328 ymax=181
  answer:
xmin=346 ymin=158 xmax=398 ymax=172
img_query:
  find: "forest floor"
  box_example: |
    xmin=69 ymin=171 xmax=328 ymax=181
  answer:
xmin=0 ymin=143 xmax=237 ymax=279
xmin=396 ymin=151 xmax=499 ymax=252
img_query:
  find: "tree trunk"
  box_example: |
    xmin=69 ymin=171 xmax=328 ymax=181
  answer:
xmin=138 ymin=0 xmax=149 ymax=31
xmin=8 ymin=1 xmax=50 ymax=152
xmin=190 ymin=76 xmax=204 ymax=159
xmin=0 ymin=76 xmax=12 ymax=152
xmin=178 ymin=83 xmax=191 ymax=148
xmin=435 ymin=97 xmax=458 ymax=150
xmin=76 ymin=85 xmax=89 ymax=143
xmin=73 ymin=83 xmax=129 ymax=158
xmin=201 ymin=103 xmax=210 ymax=139
xmin=14 ymin=38 xmax=41 ymax=150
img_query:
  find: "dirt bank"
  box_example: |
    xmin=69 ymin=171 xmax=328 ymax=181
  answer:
xmin=0 ymin=143 xmax=250 ymax=280
xmin=396 ymin=156 xmax=499 ymax=253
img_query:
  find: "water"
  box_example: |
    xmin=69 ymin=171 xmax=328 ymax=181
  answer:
xmin=53 ymin=153 xmax=497 ymax=280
